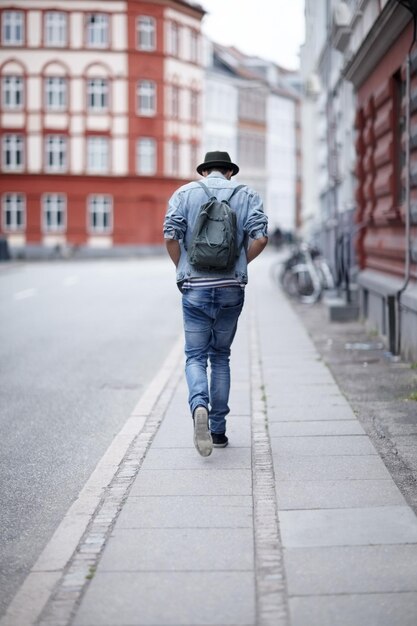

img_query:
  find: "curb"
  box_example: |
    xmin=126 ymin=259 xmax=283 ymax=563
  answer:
xmin=0 ymin=335 xmax=184 ymax=626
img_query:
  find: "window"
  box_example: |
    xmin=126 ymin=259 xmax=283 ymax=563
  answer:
xmin=190 ymin=90 xmax=199 ymax=122
xmin=190 ymin=30 xmax=199 ymax=63
xmin=168 ymin=22 xmax=180 ymax=56
xmin=2 ymin=134 xmax=24 ymax=171
xmin=168 ymin=140 xmax=179 ymax=176
xmin=137 ymin=80 xmax=156 ymax=116
xmin=88 ymin=195 xmax=112 ymax=234
xmin=137 ymin=16 xmax=156 ymax=51
xmin=2 ymin=76 xmax=23 ymax=109
xmin=45 ymin=77 xmax=67 ymax=111
xmin=45 ymin=12 xmax=67 ymax=47
xmin=171 ymin=85 xmax=180 ymax=118
xmin=2 ymin=11 xmax=24 ymax=46
xmin=42 ymin=194 xmax=66 ymax=232
xmin=86 ymin=14 xmax=109 ymax=48
xmin=136 ymin=138 xmax=156 ymax=175
xmin=2 ymin=193 xmax=25 ymax=231
xmin=87 ymin=137 xmax=109 ymax=173
xmin=87 ymin=79 xmax=109 ymax=111
xmin=45 ymin=135 xmax=67 ymax=172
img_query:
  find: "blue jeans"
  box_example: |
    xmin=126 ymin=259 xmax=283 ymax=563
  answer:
xmin=182 ymin=287 xmax=245 ymax=434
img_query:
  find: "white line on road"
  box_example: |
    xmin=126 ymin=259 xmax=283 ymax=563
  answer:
xmin=63 ymin=276 xmax=79 ymax=286
xmin=13 ymin=288 xmax=36 ymax=301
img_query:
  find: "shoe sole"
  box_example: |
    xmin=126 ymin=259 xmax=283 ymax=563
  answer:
xmin=193 ymin=407 xmax=213 ymax=457
xmin=212 ymin=442 xmax=228 ymax=448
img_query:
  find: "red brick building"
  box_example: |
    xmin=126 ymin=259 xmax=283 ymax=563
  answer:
xmin=343 ymin=2 xmax=417 ymax=359
xmin=0 ymin=0 xmax=205 ymax=256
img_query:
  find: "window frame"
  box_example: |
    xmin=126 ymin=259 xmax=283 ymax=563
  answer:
xmin=136 ymin=80 xmax=156 ymax=116
xmin=1 ymin=192 xmax=26 ymax=232
xmin=45 ymin=134 xmax=67 ymax=173
xmin=2 ymin=75 xmax=24 ymax=110
xmin=42 ymin=193 xmax=67 ymax=233
xmin=87 ymin=78 xmax=109 ymax=112
xmin=87 ymin=194 xmax=113 ymax=234
xmin=136 ymin=137 xmax=156 ymax=175
xmin=136 ymin=15 xmax=156 ymax=51
xmin=2 ymin=134 xmax=24 ymax=172
xmin=87 ymin=136 xmax=109 ymax=174
xmin=86 ymin=13 xmax=109 ymax=49
xmin=2 ymin=11 xmax=24 ymax=46
xmin=44 ymin=11 xmax=67 ymax=47
xmin=44 ymin=76 xmax=67 ymax=112
xmin=169 ymin=21 xmax=180 ymax=56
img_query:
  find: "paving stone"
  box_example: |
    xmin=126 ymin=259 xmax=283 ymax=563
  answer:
xmin=141 ymin=447 xmax=251 ymax=470
xmin=73 ymin=571 xmax=255 ymax=626
xmin=269 ymin=420 xmax=366 ymax=437
xmin=273 ymin=455 xmax=391 ymax=481
xmin=284 ymin=544 xmax=417 ymax=595
xmin=267 ymin=405 xmax=357 ymax=422
xmin=99 ymin=527 xmax=254 ymax=571
xmin=279 ymin=506 xmax=417 ymax=547
xmin=289 ymin=592 xmax=417 ymax=626
xmin=153 ymin=416 xmax=251 ymax=448
xmin=130 ymin=469 xmax=252 ymax=496
xmin=117 ymin=495 xmax=253 ymax=528
xmin=276 ymin=479 xmax=406 ymax=510
xmin=271 ymin=435 xmax=377 ymax=456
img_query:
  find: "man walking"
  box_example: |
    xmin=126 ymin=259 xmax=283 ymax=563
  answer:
xmin=163 ymin=151 xmax=268 ymax=456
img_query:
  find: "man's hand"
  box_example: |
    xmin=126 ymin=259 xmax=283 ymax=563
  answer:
xmin=165 ymin=239 xmax=181 ymax=267
xmin=247 ymin=236 xmax=268 ymax=263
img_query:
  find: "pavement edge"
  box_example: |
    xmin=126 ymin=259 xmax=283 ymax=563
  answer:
xmin=0 ymin=335 xmax=184 ymax=626
xmin=250 ymin=311 xmax=290 ymax=626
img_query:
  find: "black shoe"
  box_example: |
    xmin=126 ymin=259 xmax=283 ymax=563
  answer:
xmin=211 ymin=433 xmax=228 ymax=448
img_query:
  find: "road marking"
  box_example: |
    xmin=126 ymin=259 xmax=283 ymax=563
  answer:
xmin=63 ymin=275 xmax=79 ymax=286
xmin=13 ymin=288 xmax=36 ymax=301
xmin=0 ymin=334 xmax=184 ymax=626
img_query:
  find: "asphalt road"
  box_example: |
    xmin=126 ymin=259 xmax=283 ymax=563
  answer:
xmin=0 ymin=256 xmax=183 ymax=617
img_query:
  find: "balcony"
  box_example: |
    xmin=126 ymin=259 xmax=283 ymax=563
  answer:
xmin=331 ymin=2 xmax=352 ymax=52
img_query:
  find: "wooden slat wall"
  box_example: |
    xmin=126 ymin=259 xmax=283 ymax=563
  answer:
xmin=355 ymin=56 xmax=417 ymax=280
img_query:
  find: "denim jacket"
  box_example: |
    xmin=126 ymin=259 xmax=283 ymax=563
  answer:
xmin=163 ymin=172 xmax=268 ymax=286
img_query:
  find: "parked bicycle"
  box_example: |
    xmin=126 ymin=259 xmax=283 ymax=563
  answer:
xmin=272 ymin=243 xmax=334 ymax=304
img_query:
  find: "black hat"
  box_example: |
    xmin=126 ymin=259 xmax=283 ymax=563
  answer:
xmin=196 ymin=151 xmax=239 ymax=176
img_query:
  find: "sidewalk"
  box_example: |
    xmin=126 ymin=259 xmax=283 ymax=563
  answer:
xmin=9 ymin=257 xmax=417 ymax=625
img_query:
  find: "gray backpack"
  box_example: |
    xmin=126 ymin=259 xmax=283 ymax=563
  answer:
xmin=187 ymin=182 xmax=245 ymax=272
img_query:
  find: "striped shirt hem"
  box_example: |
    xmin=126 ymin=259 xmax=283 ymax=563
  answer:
xmin=181 ymin=277 xmax=244 ymax=290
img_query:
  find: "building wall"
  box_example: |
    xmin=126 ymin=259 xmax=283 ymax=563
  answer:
xmin=266 ymin=93 xmax=296 ymax=231
xmin=0 ymin=0 xmax=205 ymax=253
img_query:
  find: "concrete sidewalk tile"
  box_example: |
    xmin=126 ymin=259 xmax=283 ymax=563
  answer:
xmin=279 ymin=506 xmax=417 ymax=547
xmin=130 ymin=469 xmax=252 ymax=496
xmin=269 ymin=420 xmax=366 ymax=437
xmin=268 ymin=395 xmax=351 ymax=409
xmin=141 ymin=447 xmax=251 ymax=470
xmin=267 ymin=405 xmax=356 ymax=422
xmin=271 ymin=435 xmax=377 ymax=456
xmin=273 ymin=455 xmax=391 ymax=481
xmin=284 ymin=544 xmax=417 ymax=595
xmin=99 ymin=527 xmax=254 ymax=571
xmin=152 ymin=417 xmax=251 ymax=448
xmin=276 ymin=479 xmax=406 ymax=510
xmin=289 ymin=592 xmax=417 ymax=626
xmin=117 ymin=495 xmax=253 ymax=528
xmin=73 ymin=571 xmax=255 ymax=626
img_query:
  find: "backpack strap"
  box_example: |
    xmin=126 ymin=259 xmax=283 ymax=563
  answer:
xmin=196 ymin=181 xmax=214 ymax=199
xmin=227 ymin=185 xmax=246 ymax=203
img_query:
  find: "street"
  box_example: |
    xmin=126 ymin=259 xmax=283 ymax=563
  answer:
xmin=0 ymin=256 xmax=182 ymax=618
